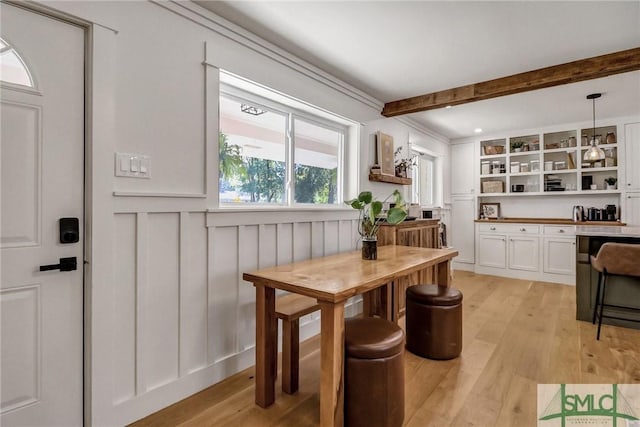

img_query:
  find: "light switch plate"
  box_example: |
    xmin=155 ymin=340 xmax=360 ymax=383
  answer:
xmin=115 ymin=153 xmax=151 ymax=178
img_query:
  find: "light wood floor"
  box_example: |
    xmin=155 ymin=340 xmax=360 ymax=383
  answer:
xmin=130 ymin=271 xmax=640 ymax=427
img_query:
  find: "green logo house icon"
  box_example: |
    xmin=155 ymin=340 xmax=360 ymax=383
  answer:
xmin=539 ymin=384 xmax=639 ymax=427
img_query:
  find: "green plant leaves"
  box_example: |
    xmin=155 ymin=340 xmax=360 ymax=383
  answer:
xmin=358 ymin=191 xmax=373 ymax=204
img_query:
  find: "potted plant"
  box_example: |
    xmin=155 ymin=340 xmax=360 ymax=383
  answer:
xmin=605 ymin=177 xmax=617 ymax=190
xmin=345 ymin=190 xmax=407 ymax=260
xmin=511 ymin=141 xmax=524 ymax=153
xmin=394 ymin=147 xmax=416 ymax=178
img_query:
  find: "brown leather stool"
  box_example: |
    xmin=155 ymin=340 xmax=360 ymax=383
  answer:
xmin=345 ymin=317 xmax=405 ymax=427
xmin=406 ymin=284 xmax=463 ymax=360
xmin=591 ymin=242 xmax=640 ymax=340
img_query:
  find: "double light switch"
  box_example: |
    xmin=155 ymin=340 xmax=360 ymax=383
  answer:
xmin=116 ymin=153 xmax=151 ymax=178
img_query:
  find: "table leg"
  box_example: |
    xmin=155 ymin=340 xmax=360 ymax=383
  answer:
xmin=319 ymin=301 xmax=345 ymax=427
xmin=255 ymin=285 xmax=277 ymax=407
xmin=438 ymin=259 xmax=452 ymax=286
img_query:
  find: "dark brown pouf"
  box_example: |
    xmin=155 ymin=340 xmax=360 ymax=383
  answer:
xmin=406 ymin=284 xmax=463 ymax=360
xmin=344 ymin=317 xmax=405 ymax=427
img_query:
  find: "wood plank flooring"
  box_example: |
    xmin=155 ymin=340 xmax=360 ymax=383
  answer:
xmin=130 ymin=271 xmax=640 ymax=427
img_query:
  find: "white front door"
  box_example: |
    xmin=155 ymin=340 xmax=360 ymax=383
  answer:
xmin=1 ymin=3 xmax=84 ymax=426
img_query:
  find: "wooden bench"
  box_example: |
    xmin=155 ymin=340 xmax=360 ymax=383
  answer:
xmin=275 ymin=293 xmax=320 ymax=394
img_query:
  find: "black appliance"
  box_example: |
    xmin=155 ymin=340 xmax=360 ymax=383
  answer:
xmin=587 ymin=207 xmax=602 ymax=221
xmin=605 ymin=205 xmax=617 ymax=221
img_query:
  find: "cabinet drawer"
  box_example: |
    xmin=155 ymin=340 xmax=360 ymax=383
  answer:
xmin=543 ymin=225 xmax=576 ymax=236
xmin=478 ymin=223 xmax=539 ymax=234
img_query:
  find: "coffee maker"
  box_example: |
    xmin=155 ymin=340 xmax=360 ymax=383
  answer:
xmin=605 ymin=205 xmax=617 ymax=221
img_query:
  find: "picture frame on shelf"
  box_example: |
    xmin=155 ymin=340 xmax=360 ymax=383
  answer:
xmin=377 ymin=131 xmax=395 ymax=176
xmin=480 ymin=202 xmax=501 ymax=219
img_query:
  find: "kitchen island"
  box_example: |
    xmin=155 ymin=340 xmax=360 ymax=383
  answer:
xmin=576 ymin=226 xmax=640 ymax=329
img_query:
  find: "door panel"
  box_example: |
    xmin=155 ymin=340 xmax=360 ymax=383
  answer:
xmin=0 ymin=101 xmax=41 ymax=247
xmin=509 ymin=236 xmax=539 ymax=272
xmin=478 ymin=234 xmax=506 ymax=268
xmin=1 ymin=3 xmax=84 ymax=426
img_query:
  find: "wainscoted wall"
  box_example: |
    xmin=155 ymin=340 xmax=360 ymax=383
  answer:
xmin=33 ymin=1 xmax=449 ymax=425
xmin=109 ymin=206 xmax=360 ymax=421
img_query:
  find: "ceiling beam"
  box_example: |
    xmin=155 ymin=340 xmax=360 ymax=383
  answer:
xmin=382 ymin=47 xmax=640 ymax=117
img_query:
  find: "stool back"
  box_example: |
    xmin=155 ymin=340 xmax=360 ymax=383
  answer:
xmin=591 ymin=243 xmax=640 ymax=277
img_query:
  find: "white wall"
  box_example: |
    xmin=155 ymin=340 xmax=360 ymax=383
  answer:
xmin=30 ymin=1 xmax=449 ymax=425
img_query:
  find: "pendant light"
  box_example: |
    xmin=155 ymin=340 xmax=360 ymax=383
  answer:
xmin=583 ymin=93 xmax=605 ymax=163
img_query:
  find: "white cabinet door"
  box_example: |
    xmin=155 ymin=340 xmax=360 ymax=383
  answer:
xmin=451 ymin=142 xmax=475 ymax=195
xmin=508 ymin=236 xmax=539 ymax=272
xmin=625 ymin=192 xmax=640 ymax=226
xmin=543 ymin=237 xmax=576 ymax=275
xmin=625 ymin=122 xmax=640 ymax=190
xmin=451 ymin=197 xmax=476 ymax=263
xmin=478 ymin=234 xmax=506 ymax=268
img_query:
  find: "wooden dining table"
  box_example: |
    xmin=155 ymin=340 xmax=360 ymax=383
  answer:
xmin=242 ymin=245 xmax=458 ymax=427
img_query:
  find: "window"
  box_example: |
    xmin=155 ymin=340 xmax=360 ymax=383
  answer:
xmin=0 ymin=38 xmax=34 ymax=87
xmin=219 ymin=84 xmax=346 ymax=207
xmin=411 ymin=150 xmax=437 ymax=207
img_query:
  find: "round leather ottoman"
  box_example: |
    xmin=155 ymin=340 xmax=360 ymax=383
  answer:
xmin=345 ymin=317 xmax=405 ymax=427
xmin=406 ymin=284 xmax=463 ymax=360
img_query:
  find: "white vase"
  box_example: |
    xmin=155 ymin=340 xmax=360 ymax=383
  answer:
xmin=605 ymin=183 xmax=617 ymax=190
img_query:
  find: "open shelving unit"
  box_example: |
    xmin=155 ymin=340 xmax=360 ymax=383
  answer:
xmin=478 ymin=125 xmax=619 ymax=197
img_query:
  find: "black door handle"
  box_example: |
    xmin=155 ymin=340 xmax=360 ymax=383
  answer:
xmin=39 ymin=257 xmax=77 ymax=272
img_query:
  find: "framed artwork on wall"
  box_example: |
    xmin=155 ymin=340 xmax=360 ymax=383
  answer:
xmin=480 ymin=202 xmax=501 ymax=219
xmin=377 ymin=131 xmax=395 ymax=176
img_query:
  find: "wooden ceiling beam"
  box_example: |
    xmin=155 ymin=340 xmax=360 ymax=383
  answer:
xmin=381 ymin=47 xmax=640 ymax=117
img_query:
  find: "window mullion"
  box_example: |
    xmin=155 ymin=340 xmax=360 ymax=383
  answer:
xmin=286 ymin=115 xmax=294 ymax=206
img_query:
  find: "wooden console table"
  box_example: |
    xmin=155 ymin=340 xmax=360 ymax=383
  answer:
xmin=243 ymin=245 xmax=458 ymax=427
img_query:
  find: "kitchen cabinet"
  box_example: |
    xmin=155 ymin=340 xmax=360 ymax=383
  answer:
xmin=508 ymin=236 xmax=539 ymax=271
xmin=450 ymin=197 xmax=475 ymax=264
xmin=625 ymin=192 xmax=640 ymax=226
xmin=451 ymin=142 xmax=475 ymax=195
xmin=475 ymin=222 xmax=577 ymax=285
xmin=478 ymin=234 xmax=506 ymax=268
xmin=625 ymin=122 xmax=640 ymax=190
xmin=543 ymin=237 xmax=575 ymax=275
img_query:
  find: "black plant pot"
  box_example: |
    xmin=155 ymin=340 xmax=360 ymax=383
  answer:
xmin=362 ymin=239 xmax=377 ymax=260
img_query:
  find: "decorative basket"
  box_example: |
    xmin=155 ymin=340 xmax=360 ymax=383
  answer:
xmin=482 ymin=181 xmax=505 ymax=193
xmin=483 ymin=145 xmax=504 ymax=155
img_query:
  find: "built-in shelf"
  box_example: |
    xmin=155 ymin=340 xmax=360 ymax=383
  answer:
xmin=368 ymin=174 xmax=412 ymax=185
xmin=479 ymin=124 xmax=620 ymax=196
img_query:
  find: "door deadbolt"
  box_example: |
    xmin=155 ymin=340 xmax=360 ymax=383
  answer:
xmin=60 ymin=218 xmax=79 ymax=244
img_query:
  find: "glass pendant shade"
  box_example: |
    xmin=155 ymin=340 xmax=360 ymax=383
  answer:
xmin=583 ymin=93 xmax=605 ymax=163
xmin=583 ymin=142 xmax=605 ymax=162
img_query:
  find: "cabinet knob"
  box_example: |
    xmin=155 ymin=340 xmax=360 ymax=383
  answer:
xmin=520 ymin=228 xmax=526 ymax=232
xmin=502 ymin=239 xmax=506 ymax=242
xmin=572 ymin=242 xmax=576 ymax=245
xmin=490 ymin=227 xmax=496 ymax=231
xmin=559 ymin=229 xmax=565 ymax=233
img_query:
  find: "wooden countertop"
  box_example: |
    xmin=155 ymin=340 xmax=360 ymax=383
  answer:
xmin=475 ymin=218 xmax=626 ymax=226
xmin=379 ymin=219 xmax=439 ymax=228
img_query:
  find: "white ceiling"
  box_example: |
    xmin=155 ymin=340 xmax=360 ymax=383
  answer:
xmin=195 ymin=1 xmax=640 ymax=140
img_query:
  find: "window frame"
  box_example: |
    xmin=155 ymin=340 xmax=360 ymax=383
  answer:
xmin=219 ymin=83 xmax=347 ymax=209
xmin=411 ymin=148 xmax=439 ymax=208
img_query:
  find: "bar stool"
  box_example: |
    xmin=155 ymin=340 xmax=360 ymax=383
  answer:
xmin=591 ymin=242 xmax=640 ymax=340
xmin=344 ymin=317 xmax=405 ymax=427
xmin=405 ymin=284 xmax=463 ymax=359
